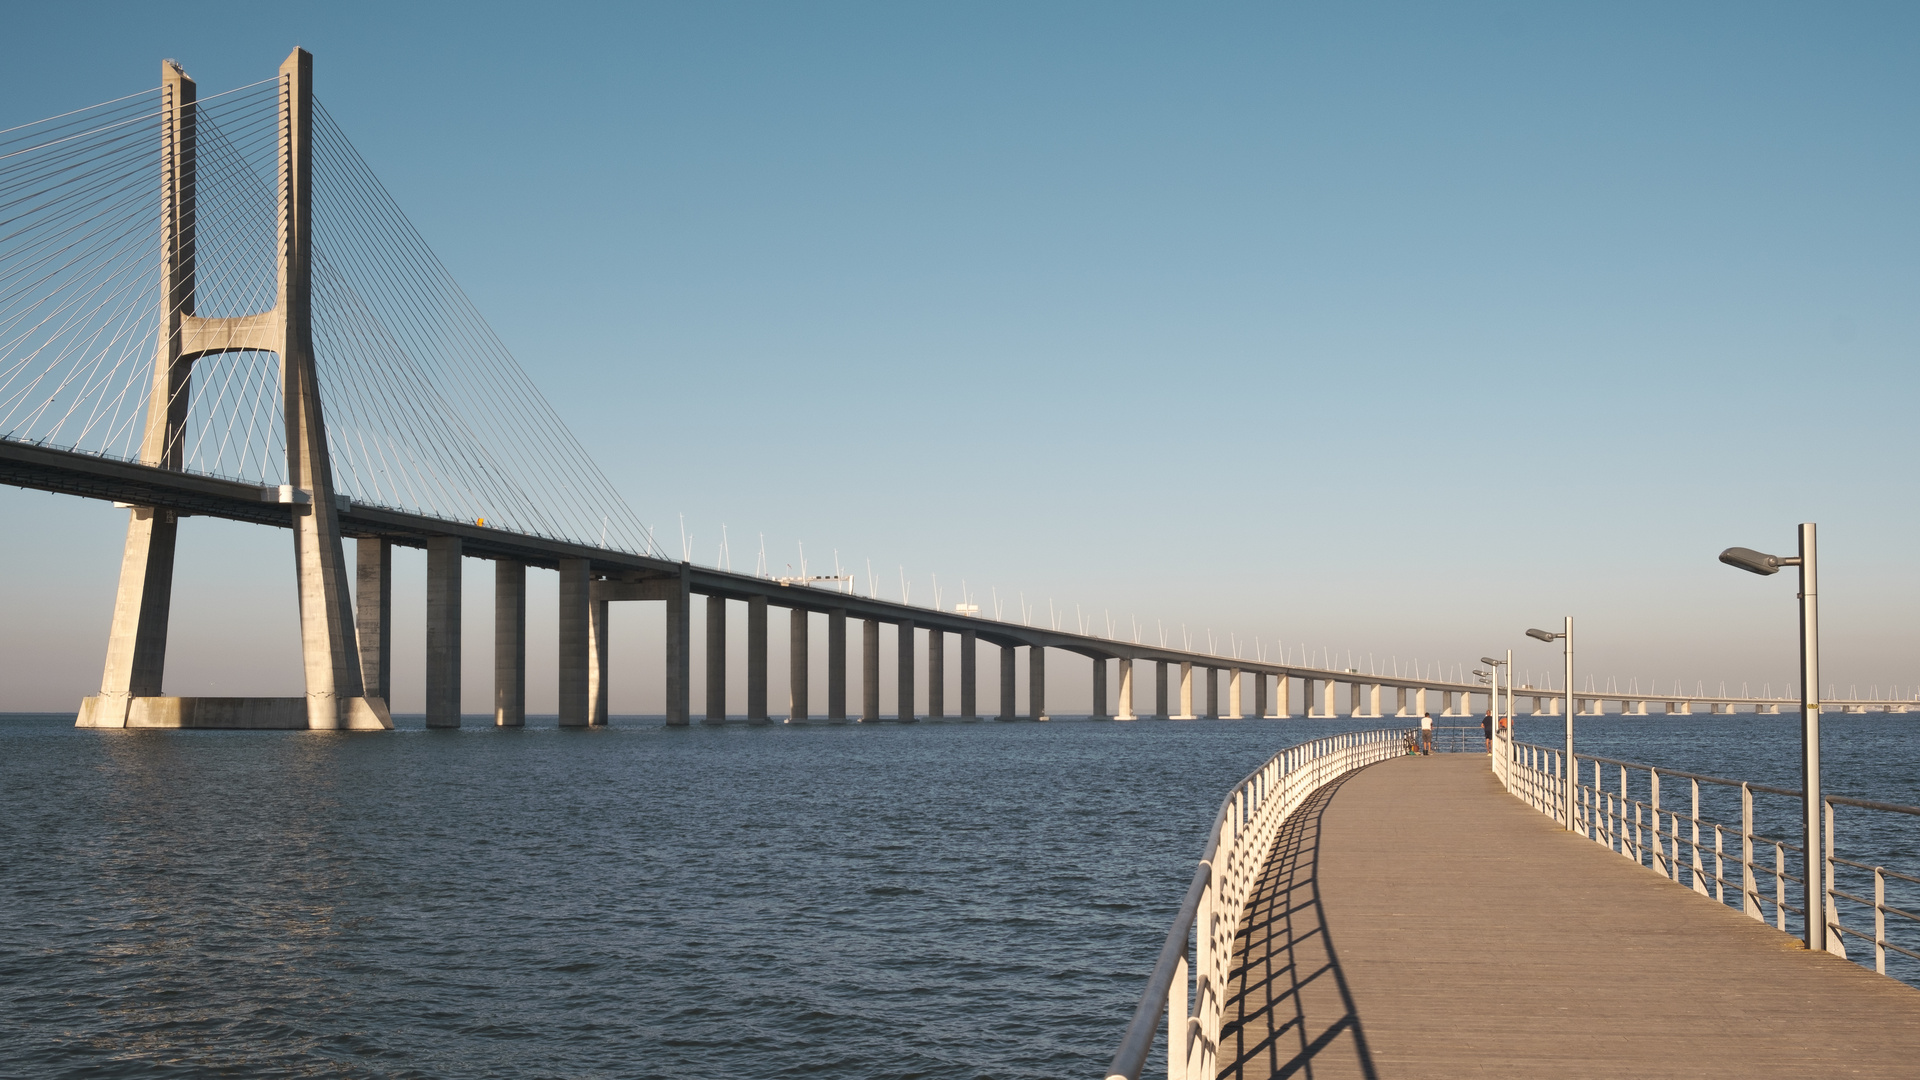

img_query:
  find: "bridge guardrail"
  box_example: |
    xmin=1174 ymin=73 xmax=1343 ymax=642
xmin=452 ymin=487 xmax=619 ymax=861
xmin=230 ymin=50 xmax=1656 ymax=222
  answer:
xmin=1501 ymin=738 xmax=1920 ymax=984
xmin=1103 ymin=728 xmax=1407 ymax=1080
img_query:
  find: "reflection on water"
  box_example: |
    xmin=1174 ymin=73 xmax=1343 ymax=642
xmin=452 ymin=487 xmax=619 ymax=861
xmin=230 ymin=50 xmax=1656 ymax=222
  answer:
xmin=2 ymin=712 xmax=1916 ymax=1076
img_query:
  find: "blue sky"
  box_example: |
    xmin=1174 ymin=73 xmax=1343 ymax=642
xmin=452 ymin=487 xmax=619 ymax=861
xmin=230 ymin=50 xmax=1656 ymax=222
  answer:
xmin=3 ymin=3 xmax=1917 ymax=712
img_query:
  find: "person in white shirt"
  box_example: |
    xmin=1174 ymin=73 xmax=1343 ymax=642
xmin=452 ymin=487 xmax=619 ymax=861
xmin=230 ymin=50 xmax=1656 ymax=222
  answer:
xmin=1419 ymin=712 xmax=1434 ymax=756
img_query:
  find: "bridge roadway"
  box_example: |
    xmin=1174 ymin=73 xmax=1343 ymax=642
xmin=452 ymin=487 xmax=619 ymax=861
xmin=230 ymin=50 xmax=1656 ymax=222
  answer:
xmin=6 ymin=436 xmax=1913 ymax=723
xmin=1218 ymin=753 xmax=1920 ymax=1079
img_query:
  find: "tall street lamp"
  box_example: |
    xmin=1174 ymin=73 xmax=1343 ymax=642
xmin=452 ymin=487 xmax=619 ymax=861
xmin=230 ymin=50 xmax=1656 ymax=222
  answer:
xmin=1526 ymin=619 xmax=1574 ymax=831
xmin=1480 ymin=654 xmax=1509 ymax=774
xmin=1720 ymin=524 xmax=1824 ymax=954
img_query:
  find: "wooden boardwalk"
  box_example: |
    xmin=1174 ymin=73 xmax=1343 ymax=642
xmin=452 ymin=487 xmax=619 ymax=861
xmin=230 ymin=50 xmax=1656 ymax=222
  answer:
xmin=1217 ymin=753 xmax=1920 ymax=1079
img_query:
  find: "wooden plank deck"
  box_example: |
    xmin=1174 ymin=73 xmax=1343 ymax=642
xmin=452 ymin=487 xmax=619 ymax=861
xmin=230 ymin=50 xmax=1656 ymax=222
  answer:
xmin=1217 ymin=753 xmax=1920 ymax=1079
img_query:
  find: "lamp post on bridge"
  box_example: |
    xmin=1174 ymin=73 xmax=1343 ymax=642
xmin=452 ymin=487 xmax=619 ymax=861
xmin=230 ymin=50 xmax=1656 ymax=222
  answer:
xmin=1526 ymin=619 xmax=1574 ymax=831
xmin=1473 ymin=664 xmax=1499 ymax=770
xmin=1719 ymin=525 xmax=1826 ymax=955
xmin=1477 ymin=656 xmax=1506 ymax=770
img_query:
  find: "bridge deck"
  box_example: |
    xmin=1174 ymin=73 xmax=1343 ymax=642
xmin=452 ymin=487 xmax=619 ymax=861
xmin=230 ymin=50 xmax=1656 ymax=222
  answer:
xmin=1219 ymin=753 xmax=1920 ymax=1079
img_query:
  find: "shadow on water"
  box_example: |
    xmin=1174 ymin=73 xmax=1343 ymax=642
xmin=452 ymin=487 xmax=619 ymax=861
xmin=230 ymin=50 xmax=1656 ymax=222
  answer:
xmin=1217 ymin=772 xmax=1377 ymax=1080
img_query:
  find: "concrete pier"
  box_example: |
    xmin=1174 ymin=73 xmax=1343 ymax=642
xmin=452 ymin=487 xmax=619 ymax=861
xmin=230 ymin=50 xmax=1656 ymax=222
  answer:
xmin=927 ymin=628 xmax=944 ymax=719
xmin=1228 ymin=667 xmax=1242 ymax=719
xmin=1092 ymin=657 xmax=1109 ymax=719
xmin=960 ymin=629 xmax=976 ymax=719
xmin=1254 ymin=672 xmax=1268 ymax=719
xmin=999 ymin=644 xmax=1017 ymax=720
xmin=1206 ymin=667 xmax=1220 ymax=719
xmin=663 ymin=570 xmax=691 ymax=725
xmin=1029 ymin=645 xmax=1047 ymax=721
xmin=1217 ymin=755 xmax=1920 ymax=1080
xmin=1156 ymin=661 xmax=1170 ymax=719
xmin=558 ymin=558 xmax=589 ymax=727
xmin=897 ymin=619 xmax=915 ymax=721
xmin=1177 ymin=661 xmax=1195 ymax=719
xmin=493 ymin=559 xmax=525 ymax=726
xmin=355 ymin=538 xmax=390 ymax=704
xmin=861 ymin=618 xmax=880 ymax=721
xmin=425 ymin=536 xmax=461 ymax=729
xmin=747 ymin=595 xmax=768 ymax=724
xmin=828 ymin=609 xmax=847 ymax=721
xmin=1118 ymin=658 xmax=1135 ymax=720
xmin=705 ymin=595 xmax=726 ymax=723
xmin=587 ymin=591 xmax=609 ymax=726
xmin=789 ymin=607 xmax=808 ymax=722
xmin=1275 ymin=675 xmax=1290 ymax=718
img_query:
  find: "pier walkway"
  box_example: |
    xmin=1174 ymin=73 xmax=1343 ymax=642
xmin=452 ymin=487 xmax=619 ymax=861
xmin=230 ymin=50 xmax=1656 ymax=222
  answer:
xmin=1218 ymin=754 xmax=1920 ymax=1079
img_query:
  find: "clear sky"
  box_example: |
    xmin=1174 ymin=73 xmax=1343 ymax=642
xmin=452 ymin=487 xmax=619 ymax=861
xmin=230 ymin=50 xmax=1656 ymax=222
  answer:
xmin=3 ymin=2 xmax=1917 ymax=713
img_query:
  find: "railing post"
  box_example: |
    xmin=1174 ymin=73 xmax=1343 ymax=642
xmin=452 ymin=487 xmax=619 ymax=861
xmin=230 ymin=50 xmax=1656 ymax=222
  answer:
xmin=1775 ymin=842 xmax=1787 ymax=932
xmin=1875 ymin=866 xmax=1887 ymax=975
xmin=1691 ymin=779 xmax=1708 ymax=896
xmin=1650 ymin=769 xmax=1667 ymax=877
xmin=1741 ymin=783 xmax=1760 ymax=919
xmin=1825 ymin=800 xmax=1846 ymax=957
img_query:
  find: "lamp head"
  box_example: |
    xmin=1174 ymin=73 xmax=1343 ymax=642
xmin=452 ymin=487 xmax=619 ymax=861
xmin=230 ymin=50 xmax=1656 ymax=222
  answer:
xmin=1526 ymin=628 xmax=1557 ymax=643
xmin=1720 ymin=546 xmax=1784 ymax=576
xmin=1480 ymin=656 xmax=1501 ymax=666
xmin=1473 ymin=669 xmax=1490 ymax=677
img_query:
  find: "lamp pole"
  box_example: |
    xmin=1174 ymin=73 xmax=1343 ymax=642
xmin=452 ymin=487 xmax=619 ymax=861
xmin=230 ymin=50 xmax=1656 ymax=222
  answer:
xmin=1719 ymin=524 xmax=1823 ymax=953
xmin=1525 ymin=620 xmax=1576 ymax=831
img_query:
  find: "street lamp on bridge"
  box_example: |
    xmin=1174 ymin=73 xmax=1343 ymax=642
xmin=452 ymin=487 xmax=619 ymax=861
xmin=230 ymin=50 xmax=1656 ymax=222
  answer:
xmin=1720 ymin=524 xmax=1825 ymax=955
xmin=1526 ymin=619 xmax=1574 ymax=831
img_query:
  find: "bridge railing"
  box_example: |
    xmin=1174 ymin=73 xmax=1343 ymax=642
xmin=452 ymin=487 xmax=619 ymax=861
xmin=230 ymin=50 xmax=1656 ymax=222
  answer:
xmin=1103 ymin=728 xmax=1408 ymax=1080
xmin=1502 ymin=739 xmax=1920 ymax=985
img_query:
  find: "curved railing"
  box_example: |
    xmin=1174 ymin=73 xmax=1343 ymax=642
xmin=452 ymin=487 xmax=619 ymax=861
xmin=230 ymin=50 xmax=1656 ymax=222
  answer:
xmin=1501 ymin=738 xmax=1920 ymax=985
xmin=1103 ymin=729 xmax=1407 ymax=1080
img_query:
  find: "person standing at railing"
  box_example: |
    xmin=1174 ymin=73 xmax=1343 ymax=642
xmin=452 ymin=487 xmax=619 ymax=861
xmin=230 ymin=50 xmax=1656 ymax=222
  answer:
xmin=1420 ymin=712 xmax=1434 ymax=755
xmin=1483 ymin=712 xmax=1493 ymax=754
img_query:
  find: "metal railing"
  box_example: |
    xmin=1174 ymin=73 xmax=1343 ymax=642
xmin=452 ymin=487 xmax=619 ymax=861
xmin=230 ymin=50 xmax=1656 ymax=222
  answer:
xmin=1103 ymin=729 xmax=1407 ymax=1080
xmin=1501 ymin=737 xmax=1920 ymax=983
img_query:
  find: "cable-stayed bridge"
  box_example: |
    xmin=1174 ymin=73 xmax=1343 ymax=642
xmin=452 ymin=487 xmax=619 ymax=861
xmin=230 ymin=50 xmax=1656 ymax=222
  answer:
xmin=2 ymin=49 xmax=1908 ymax=730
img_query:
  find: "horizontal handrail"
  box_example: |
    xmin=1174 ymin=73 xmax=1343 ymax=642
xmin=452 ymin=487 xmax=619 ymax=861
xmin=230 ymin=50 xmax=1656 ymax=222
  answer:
xmin=1104 ymin=728 xmax=1408 ymax=1080
xmin=1501 ymin=737 xmax=1920 ymax=983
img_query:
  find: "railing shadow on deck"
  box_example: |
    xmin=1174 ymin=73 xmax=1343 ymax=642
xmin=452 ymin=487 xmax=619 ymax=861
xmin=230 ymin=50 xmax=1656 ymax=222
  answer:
xmin=1216 ymin=770 xmax=1378 ymax=1080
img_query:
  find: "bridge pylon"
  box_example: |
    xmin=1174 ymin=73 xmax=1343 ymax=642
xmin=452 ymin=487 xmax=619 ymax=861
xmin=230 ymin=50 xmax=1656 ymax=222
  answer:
xmin=77 ymin=50 xmax=390 ymax=730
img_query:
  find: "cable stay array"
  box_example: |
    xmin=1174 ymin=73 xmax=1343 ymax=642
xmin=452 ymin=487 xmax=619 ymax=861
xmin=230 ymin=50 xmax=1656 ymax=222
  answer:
xmin=0 ymin=80 xmax=662 ymax=557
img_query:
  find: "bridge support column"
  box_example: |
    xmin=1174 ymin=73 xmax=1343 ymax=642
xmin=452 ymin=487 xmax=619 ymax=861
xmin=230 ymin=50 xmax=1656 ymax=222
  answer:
xmin=1028 ymin=646 xmax=1048 ymax=721
xmin=558 ymin=559 xmax=589 ymax=726
xmin=1176 ymin=662 xmax=1195 ymax=719
xmin=705 ymin=595 xmax=726 ymax=723
xmin=356 ymin=538 xmax=391 ymax=705
xmin=1304 ymin=678 xmax=1320 ymax=718
xmin=897 ymin=620 xmax=916 ymax=721
xmin=1252 ymin=671 xmax=1265 ymax=719
xmin=426 ymin=536 xmax=461 ymax=729
xmin=1227 ymin=668 xmax=1242 ymax=719
xmin=828 ymin=609 xmax=847 ymax=721
xmin=1415 ymin=687 xmax=1428 ymax=716
xmin=1275 ymin=674 xmax=1290 ymax=718
xmin=927 ymin=629 xmax=945 ymax=719
xmin=1117 ymin=658 xmax=1135 ymax=720
xmin=1368 ymin=683 xmax=1382 ymax=718
xmin=861 ymin=618 xmax=880 ymax=721
xmin=1092 ymin=657 xmax=1109 ymax=719
xmin=493 ymin=559 xmax=525 ymax=727
xmin=747 ymin=596 xmax=768 ymax=724
xmin=1155 ymin=662 xmax=1169 ymax=718
xmin=789 ymin=607 xmax=808 ymax=722
xmin=1395 ymin=686 xmax=1410 ymax=718
xmin=959 ymin=629 xmax=977 ymax=719
xmin=663 ymin=567 xmax=691 ymax=725
xmin=588 ymin=591 xmax=609 ymax=726
xmin=999 ymin=644 xmax=1017 ymax=720
xmin=1205 ymin=667 xmax=1219 ymax=718
xmin=1348 ymin=680 xmax=1361 ymax=718
xmin=1324 ymin=679 xmax=1339 ymax=718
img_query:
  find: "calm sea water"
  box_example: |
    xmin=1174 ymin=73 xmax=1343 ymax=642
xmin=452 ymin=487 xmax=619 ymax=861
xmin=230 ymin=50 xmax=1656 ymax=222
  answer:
xmin=3 ymin=711 xmax=1917 ymax=1078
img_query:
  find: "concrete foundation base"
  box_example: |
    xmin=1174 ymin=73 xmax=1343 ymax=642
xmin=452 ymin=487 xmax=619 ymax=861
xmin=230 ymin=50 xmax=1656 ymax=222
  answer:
xmin=77 ymin=695 xmax=393 ymax=730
